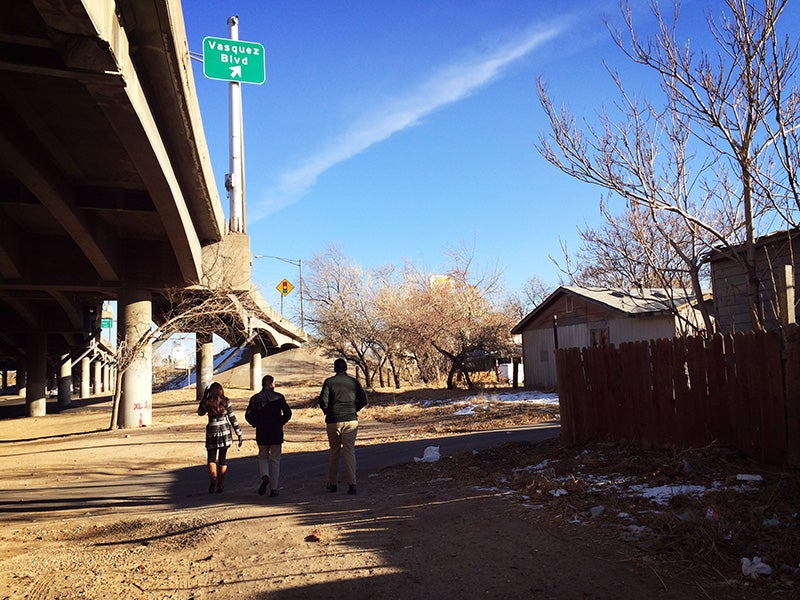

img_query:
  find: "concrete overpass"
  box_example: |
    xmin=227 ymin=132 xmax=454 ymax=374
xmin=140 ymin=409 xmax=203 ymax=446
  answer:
xmin=0 ymin=0 xmax=306 ymax=423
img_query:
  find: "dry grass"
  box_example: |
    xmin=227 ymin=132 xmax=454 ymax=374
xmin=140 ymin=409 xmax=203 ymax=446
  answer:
xmin=384 ymin=433 xmax=800 ymax=596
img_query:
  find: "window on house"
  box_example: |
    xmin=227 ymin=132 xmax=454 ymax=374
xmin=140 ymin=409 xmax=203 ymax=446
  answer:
xmin=590 ymin=327 xmax=609 ymax=347
xmin=565 ymin=296 xmax=574 ymax=313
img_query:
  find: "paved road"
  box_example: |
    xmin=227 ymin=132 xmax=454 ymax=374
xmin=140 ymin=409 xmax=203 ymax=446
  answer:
xmin=0 ymin=423 xmax=559 ymax=522
xmin=286 ymin=422 xmax=560 ymax=477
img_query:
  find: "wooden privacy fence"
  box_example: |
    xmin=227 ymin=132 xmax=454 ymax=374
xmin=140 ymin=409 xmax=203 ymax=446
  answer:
xmin=555 ymin=324 xmax=800 ymax=466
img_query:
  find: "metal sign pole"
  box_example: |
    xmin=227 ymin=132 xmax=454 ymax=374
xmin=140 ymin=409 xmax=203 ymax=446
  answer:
xmin=227 ymin=16 xmax=244 ymax=233
xmin=299 ymin=259 xmax=304 ymax=331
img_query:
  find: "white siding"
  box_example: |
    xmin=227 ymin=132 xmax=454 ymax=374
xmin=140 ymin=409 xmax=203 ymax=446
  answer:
xmin=557 ymin=323 xmax=589 ymax=349
xmin=521 ymin=328 xmax=557 ymax=389
xmin=609 ymin=316 xmax=676 ymax=344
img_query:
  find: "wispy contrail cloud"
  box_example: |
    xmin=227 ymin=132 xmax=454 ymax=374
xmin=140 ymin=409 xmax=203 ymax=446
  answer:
xmin=251 ymin=19 xmax=568 ymax=220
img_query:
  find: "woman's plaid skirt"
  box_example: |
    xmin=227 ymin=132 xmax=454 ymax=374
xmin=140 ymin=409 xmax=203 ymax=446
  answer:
xmin=205 ymin=417 xmax=233 ymax=450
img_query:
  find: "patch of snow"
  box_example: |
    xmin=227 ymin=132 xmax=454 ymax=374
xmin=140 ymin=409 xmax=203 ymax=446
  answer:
xmin=422 ymin=390 xmax=560 ymax=411
xmin=513 ymin=459 xmax=549 ymax=473
xmin=630 ymin=483 xmax=709 ymax=506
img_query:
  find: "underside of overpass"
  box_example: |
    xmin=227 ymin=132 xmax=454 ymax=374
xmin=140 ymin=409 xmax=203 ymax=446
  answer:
xmin=0 ymin=1 xmax=305 ymax=395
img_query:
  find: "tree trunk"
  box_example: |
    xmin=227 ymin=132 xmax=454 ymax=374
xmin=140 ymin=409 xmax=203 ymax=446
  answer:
xmin=388 ymin=354 xmax=401 ymax=389
xmin=689 ymin=266 xmax=715 ymax=336
xmin=741 ymin=166 xmax=763 ymax=330
xmin=462 ymin=367 xmax=475 ymax=390
xmin=108 ymin=369 xmax=124 ymax=430
xmin=446 ymin=364 xmax=457 ymax=389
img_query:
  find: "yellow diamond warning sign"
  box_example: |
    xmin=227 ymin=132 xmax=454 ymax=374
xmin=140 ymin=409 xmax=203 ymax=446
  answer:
xmin=276 ymin=278 xmax=294 ymax=296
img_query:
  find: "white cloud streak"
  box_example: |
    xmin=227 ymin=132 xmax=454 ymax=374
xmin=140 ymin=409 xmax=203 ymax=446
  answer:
xmin=251 ymin=20 xmax=568 ymax=220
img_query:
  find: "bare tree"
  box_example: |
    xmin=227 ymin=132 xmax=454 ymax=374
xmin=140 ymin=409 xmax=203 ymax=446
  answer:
xmin=109 ymin=287 xmax=252 ymax=430
xmin=504 ymin=275 xmax=552 ymax=322
xmin=538 ymin=0 xmax=800 ymax=331
xmin=393 ymin=248 xmax=516 ymax=389
xmin=303 ymin=244 xmax=381 ymax=387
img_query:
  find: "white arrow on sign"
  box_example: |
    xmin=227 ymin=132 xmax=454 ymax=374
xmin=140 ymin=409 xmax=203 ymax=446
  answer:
xmin=229 ymin=65 xmax=242 ymax=79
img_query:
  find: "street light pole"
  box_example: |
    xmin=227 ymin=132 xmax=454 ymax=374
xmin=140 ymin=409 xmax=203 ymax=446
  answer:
xmin=253 ymin=255 xmax=304 ymax=332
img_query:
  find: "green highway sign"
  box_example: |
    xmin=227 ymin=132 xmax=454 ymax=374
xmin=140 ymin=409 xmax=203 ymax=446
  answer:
xmin=202 ymin=36 xmax=266 ymax=84
xmin=101 ymin=317 xmax=113 ymax=329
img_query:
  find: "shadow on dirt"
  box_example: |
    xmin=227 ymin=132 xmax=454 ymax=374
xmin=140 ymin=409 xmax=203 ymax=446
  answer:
xmin=0 ymin=426 xmax=558 ymax=521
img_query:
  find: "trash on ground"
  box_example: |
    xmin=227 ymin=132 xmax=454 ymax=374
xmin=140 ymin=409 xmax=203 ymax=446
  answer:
xmin=741 ymin=556 xmax=772 ymax=579
xmin=414 ymin=446 xmax=441 ymax=463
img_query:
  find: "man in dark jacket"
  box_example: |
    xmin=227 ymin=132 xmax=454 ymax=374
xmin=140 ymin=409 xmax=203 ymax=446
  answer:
xmin=245 ymin=375 xmax=292 ymax=497
xmin=318 ymin=358 xmax=368 ymax=494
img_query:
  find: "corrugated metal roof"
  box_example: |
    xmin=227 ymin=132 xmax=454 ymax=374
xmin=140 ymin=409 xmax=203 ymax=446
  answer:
xmin=511 ymin=285 xmax=707 ymax=334
xmin=564 ymin=286 xmax=695 ymax=314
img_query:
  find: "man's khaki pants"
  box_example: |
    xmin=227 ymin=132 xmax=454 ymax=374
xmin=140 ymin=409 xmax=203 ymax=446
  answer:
xmin=258 ymin=444 xmax=282 ymax=491
xmin=326 ymin=420 xmax=358 ymax=486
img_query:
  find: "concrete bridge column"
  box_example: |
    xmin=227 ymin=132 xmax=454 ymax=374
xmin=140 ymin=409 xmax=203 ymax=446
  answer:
xmin=250 ymin=345 xmax=262 ymax=391
xmin=93 ymin=359 xmax=102 ymax=396
xmin=102 ymin=362 xmax=110 ymax=393
xmin=80 ymin=355 xmax=91 ymax=398
xmin=119 ymin=290 xmax=152 ymax=428
xmin=17 ymin=369 xmax=26 ymax=399
xmin=25 ymin=331 xmax=46 ymax=417
xmin=196 ymin=333 xmax=214 ymax=402
xmin=58 ymin=353 xmax=72 ymax=408
xmin=110 ymin=364 xmax=117 ymax=394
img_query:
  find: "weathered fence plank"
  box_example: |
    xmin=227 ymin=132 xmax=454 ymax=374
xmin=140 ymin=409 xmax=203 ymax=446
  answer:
xmin=583 ymin=346 xmax=607 ymax=442
xmin=554 ymin=326 xmax=797 ymax=464
xmin=555 ymin=348 xmax=577 ymax=444
xmin=707 ymin=334 xmax=732 ymax=446
xmin=672 ymin=337 xmax=692 ymax=448
xmin=785 ymin=325 xmax=800 ymax=467
xmin=733 ymin=332 xmax=759 ymax=456
xmin=620 ymin=341 xmax=650 ymax=447
xmin=652 ymin=338 xmax=676 ymax=448
xmin=685 ymin=335 xmax=708 ymax=447
xmin=761 ymin=330 xmax=786 ymax=464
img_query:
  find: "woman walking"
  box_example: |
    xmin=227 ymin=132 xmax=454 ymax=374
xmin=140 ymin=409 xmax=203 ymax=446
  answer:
xmin=198 ymin=382 xmax=243 ymax=493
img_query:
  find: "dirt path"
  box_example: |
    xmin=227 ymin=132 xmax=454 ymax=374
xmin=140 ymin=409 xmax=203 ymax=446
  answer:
xmin=0 ymin=383 xmax=775 ymax=599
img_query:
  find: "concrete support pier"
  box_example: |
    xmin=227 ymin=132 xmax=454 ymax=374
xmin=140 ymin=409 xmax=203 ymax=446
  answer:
xmin=17 ymin=369 xmax=26 ymax=399
xmin=25 ymin=332 xmax=46 ymax=417
xmin=250 ymin=344 xmax=262 ymax=391
xmin=80 ymin=356 xmax=91 ymax=398
xmin=58 ymin=353 xmax=72 ymax=408
xmin=93 ymin=360 xmax=102 ymax=396
xmin=119 ymin=290 xmax=152 ymax=428
xmin=196 ymin=333 xmax=214 ymax=402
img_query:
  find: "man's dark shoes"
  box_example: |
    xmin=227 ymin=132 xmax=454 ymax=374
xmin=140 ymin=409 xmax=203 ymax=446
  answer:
xmin=258 ymin=475 xmax=269 ymax=496
xmin=270 ymin=489 xmax=279 ymax=497
xmin=326 ymin=483 xmax=337 ymax=493
xmin=348 ymin=484 xmax=357 ymax=495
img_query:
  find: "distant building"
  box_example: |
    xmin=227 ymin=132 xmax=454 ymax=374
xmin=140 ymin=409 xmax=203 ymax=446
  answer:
xmin=169 ymin=344 xmax=188 ymax=369
xmin=511 ymin=286 xmax=709 ymax=389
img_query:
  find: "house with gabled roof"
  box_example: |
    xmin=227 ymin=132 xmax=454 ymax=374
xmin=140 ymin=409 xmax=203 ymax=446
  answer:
xmin=511 ymin=286 xmax=709 ymax=389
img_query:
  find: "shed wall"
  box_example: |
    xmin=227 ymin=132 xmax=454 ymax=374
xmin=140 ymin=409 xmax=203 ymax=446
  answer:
xmin=712 ymin=234 xmax=800 ymax=332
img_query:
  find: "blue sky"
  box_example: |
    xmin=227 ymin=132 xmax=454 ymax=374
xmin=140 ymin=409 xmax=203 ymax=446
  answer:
xmin=181 ymin=1 xmax=710 ymax=318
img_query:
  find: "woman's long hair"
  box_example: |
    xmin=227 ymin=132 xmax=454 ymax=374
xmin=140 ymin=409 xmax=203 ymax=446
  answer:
xmin=203 ymin=382 xmax=229 ymax=418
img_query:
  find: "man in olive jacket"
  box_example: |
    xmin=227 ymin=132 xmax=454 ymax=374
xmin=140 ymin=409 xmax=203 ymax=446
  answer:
xmin=318 ymin=358 xmax=368 ymax=494
xmin=245 ymin=375 xmax=292 ymax=497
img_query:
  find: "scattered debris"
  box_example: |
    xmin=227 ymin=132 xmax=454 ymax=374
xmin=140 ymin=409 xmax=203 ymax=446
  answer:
xmin=741 ymin=556 xmax=773 ymax=579
xmin=414 ymin=446 xmax=441 ymax=463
